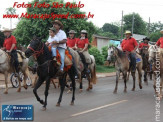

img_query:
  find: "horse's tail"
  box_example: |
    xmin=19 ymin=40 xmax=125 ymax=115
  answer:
xmin=92 ymin=64 xmax=97 ymax=84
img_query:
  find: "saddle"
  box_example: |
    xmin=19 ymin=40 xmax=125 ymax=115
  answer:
xmin=17 ymin=50 xmax=26 ymax=63
xmin=48 ymin=46 xmax=73 ymax=71
xmin=124 ymin=51 xmax=142 ymax=63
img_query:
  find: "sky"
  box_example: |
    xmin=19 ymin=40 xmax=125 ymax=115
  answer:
xmin=0 ymin=0 xmax=163 ymax=29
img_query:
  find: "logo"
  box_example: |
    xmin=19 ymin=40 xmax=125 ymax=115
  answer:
xmin=2 ymin=105 xmax=33 ymax=121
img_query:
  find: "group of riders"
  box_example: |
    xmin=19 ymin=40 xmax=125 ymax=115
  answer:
xmin=1 ymin=20 xmax=92 ymax=77
xmin=116 ymin=30 xmax=163 ymax=72
xmin=1 ymin=20 xmax=163 ymax=77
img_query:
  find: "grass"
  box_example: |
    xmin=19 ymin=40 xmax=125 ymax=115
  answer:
xmin=96 ymin=65 xmax=116 ymax=73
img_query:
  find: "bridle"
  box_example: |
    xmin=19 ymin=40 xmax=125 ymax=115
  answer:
xmin=28 ymin=41 xmax=44 ymax=58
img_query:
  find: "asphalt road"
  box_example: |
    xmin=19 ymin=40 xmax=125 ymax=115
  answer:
xmin=0 ymin=76 xmax=162 ymax=122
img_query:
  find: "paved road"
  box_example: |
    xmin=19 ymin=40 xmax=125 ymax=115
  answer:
xmin=0 ymin=76 xmax=162 ymax=122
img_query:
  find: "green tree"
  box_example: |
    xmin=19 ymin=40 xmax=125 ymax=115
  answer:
xmin=13 ymin=0 xmax=96 ymax=46
xmin=89 ymin=47 xmax=104 ymax=65
xmin=101 ymin=46 xmax=108 ymax=60
xmin=149 ymin=21 xmax=163 ymax=33
xmin=102 ymin=23 xmax=119 ymax=36
xmin=6 ymin=7 xmax=16 ymax=29
xmin=123 ymin=13 xmax=147 ymax=35
xmin=149 ymin=31 xmax=162 ymax=42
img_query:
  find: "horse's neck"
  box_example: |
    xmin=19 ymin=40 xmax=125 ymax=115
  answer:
xmin=37 ymin=46 xmax=52 ymax=65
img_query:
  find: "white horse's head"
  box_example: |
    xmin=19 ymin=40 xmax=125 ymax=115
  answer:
xmin=148 ymin=45 xmax=158 ymax=64
xmin=107 ymin=46 xmax=114 ymax=61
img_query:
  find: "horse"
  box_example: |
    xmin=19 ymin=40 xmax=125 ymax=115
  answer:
xmin=68 ymin=48 xmax=97 ymax=91
xmin=107 ymin=47 xmax=116 ymax=66
xmin=25 ymin=37 xmax=76 ymax=110
xmin=0 ymin=49 xmax=30 ymax=94
xmin=148 ymin=45 xmax=163 ymax=99
xmin=108 ymin=46 xmax=143 ymax=93
xmin=139 ymin=46 xmax=152 ymax=85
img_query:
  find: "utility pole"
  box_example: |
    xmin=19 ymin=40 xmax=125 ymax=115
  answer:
xmin=121 ymin=11 xmax=124 ymax=40
xmin=148 ymin=17 xmax=150 ymax=36
xmin=132 ymin=12 xmax=135 ymax=35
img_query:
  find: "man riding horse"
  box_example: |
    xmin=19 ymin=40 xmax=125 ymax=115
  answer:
xmin=139 ymin=37 xmax=150 ymax=54
xmin=121 ymin=30 xmax=138 ymax=72
xmin=1 ymin=28 xmax=19 ymax=76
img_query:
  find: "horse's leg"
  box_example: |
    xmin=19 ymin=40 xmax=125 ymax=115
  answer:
xmin=33 ymin=77 xmax=45 ymax=105
xmin=137 ymin=66 xmax=143 ymax=89
xmin=42 ymin=77 xmax=51 ymax=111
xmin=131 ymin=71 xmax=136 ymax=91
xmin=56 ymin=73 xmax=67 ymax=106
xmin=123 ymin=71 xmax=127 ymax=93
xmin=22 ymin=70 xmax=28 ymax=90
xmin=4 ymin=72 xmax=8 ymax=94
xmin=68 ymin=68 xmax=76 ymax=105
xmin=32 ymin=75 xmax=38 ymax=88
xmin=79 ymin=73 xmax=83 ymax=92
xmin=17 ymin=75 xmax=22 ymax=92
xmin=86 ymin=74 xmax=91 ymax=91
xmin=126 ymin=71 xmax=130 ymax=81
xmin=113 ymin=71 xmax=120 ymax=94
xmin=144 ymin=70 xmax=148 ymax=85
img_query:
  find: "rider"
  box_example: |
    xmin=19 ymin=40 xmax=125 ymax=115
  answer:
xmin=156 ymin=30 xmax=163 ymax=48
xmin=53 ymin=20 xmax=67 ymax=74
xmin=74 ymin=30 xmax=91 ymax=73
xmin=67 ymin=30 xmax=77 ymax=49
xmin=1 ymin=28 xmax=19 ymax=76
xmin=139 ymin=37 xmax=150 ymax=54
xmin=121 ymin=30 xmax=138 ymax=72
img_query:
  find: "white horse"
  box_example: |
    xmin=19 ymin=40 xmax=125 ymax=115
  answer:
xmin=148 ymin=45 xmax=163 ymax=99
xmin=0 ymin=49 xmax=30 ymax=94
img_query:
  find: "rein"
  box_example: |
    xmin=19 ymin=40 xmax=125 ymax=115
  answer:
xmin=28 ymin=42 xmax=44 ymax=58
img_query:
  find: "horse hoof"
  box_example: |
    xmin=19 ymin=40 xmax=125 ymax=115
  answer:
xmin=17 ymin=88 xmax=21 ymax=92
xmin=113 ymin=90 xmax=117 ymax=94
xmin=67 ymin=90 xmax=72 ymax=94
xmin=70 ymin=102 xmax=74 ymax=106
xmin=56 ymin=103 xmax=60 ymax=107
xmin=86 ymin=88 xmax=90 ymax=91
xmin=131 ymin=88 xmax=135 ymax=91
xmin=124 ymin=90 xmax=127 ymax=93
xmin=24 ymin=85 xmax=28 ymax=90
xmin=89 ymin=85 xmax=93 ymax=89
xmin=3 ymin=91 xmax=8 ymax=94
xmin=79 ymin=89 xmax=83 ymax=93
xmin=41 ymin=106 xmax=46 ymax=111
xmin=139 ymin=85 xmax=142 ymax=89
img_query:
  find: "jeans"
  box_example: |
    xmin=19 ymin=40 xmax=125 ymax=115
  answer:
xmin=51 ymin=47 xmax=57 ymax=57
xmin=129 ymin=52 xmax=136 ymax=71
xmin=10 ymin=50 xmax=19 ymax=73
xmin=57 ymin=47 xmax=65 ymax=71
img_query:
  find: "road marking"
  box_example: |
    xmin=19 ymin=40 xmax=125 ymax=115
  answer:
xmin=71 ymin=100 xmax=128 ymax=117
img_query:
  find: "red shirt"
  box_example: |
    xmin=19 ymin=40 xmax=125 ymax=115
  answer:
xmin=156 ymin=37 xmax=163 ymax=48
xmin=121 ymin=37 xmax=138 ymax=52
xmin=3 ymin=35 xmax=17 ymax=50
xmin=76 ymin=38 xmax=89 ymax=49
xmin=139 ymin=43 xmax=149 ymax=49
xmin=67 ymin=38 xmax=77 ymax=48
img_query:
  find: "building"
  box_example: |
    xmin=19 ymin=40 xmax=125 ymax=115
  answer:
xmin=91 ymin=34 xmax=109 ymax=52
xmin=132 ymin=34 xmax=146 ymax=41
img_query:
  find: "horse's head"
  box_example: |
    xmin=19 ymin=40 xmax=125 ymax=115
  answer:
xmin=107 ymin=46 xmax=114 ymax=61
xmin=148 ymin=45 xmax=157 ymax=64
xmin=141 ymin=46 xmax=149 ymax=57
xmin=25 ymin=36 xmax=44 ymax=58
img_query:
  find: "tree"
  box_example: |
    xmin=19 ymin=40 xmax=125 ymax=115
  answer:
xmin=102 ymin=23 xmax=119 ymax=36
xmin=101 ymin=46 xmax=108 ymax=60
xmin=149 ymin=21 xmax=163 ymax=33
xmin=6 ymin=7 xmax=16 ymax=29
xmin=123 ymin=13 xmax=147 ymax=35
xmin=13 ymin=0 xmax=96 ymax=46
xmin=149 ymin=31 xmax=162 ymax=42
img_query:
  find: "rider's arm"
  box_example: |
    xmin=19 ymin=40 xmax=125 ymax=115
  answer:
xmin=9 ymin=44 xmax=16 ymax=52
xmin=81 ymin=44 xmax=88 ymax=52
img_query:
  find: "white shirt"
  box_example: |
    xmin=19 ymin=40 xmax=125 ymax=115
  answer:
xmin=47 ymin=36 xmax=59 ymax=46
xmin=55 ymin=29 xmax=67 ymax=49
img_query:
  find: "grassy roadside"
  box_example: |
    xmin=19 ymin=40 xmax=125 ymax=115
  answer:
xmin=96 ymin=65 xmax=116 ymax=73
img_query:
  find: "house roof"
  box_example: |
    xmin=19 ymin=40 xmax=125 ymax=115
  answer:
xmin=132 ymin=34 xmax=146 ymax=41
xmin=93 ymin=34 xmax=109 ymax=39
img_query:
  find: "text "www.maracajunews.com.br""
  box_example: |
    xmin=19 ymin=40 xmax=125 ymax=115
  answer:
xmin=3 ymin=12 xmax=94 ymax=20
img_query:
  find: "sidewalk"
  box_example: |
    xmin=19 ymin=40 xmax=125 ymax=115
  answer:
xmin=0 ymin=72 xmax=116 ymax=88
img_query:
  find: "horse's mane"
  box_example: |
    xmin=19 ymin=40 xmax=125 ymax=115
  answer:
xmin=114 ymin=47 xmax=125 ymax=58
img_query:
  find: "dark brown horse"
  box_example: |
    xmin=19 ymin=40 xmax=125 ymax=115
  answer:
xmin=109 ymin=46 xmax=143 ymax=93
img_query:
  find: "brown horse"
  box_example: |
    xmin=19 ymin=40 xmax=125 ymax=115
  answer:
xmin=139 ymin=46 xmax=152 ymax=85
xmin=109 ymin=46 xmax=143 ymax=93
xmin=148 ymin=45 xmax=163 ymax=99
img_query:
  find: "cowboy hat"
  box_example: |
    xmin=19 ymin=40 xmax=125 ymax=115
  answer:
xmin=53 ymin=20 xmax=63 ymax=29
xmin=143 ymin=37 xmax=150 ymax=41
xmin=49 ymin=27 xmax=56 ymax=32
xmin=2 ymin=28 xmax=12 ymax=32
xmin=124 ymin=30 xmax=132 ymax=35
xmin=81 ymin=30 xmax=87 ymax=34
xmin=68 ymin=30 xmax=76 ymax=34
